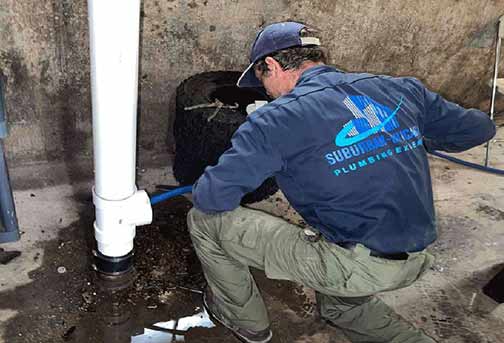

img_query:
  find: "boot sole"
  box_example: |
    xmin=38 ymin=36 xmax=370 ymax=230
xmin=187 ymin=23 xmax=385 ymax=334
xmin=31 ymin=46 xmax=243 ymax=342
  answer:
xmin=203 ymin=290 xmax=273 ymax=343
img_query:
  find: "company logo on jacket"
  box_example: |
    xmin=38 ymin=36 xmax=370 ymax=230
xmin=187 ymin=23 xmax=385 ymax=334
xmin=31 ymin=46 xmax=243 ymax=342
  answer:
xmin=325 ymin=95 xmax=423 ymax=176
xmin=336 ymin=95 xmax=402 ymax=147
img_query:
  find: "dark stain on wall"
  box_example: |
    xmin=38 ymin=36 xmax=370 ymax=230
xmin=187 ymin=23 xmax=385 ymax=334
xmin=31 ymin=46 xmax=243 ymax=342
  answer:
xmin=0 ymin=50 xmax=37 ymax=124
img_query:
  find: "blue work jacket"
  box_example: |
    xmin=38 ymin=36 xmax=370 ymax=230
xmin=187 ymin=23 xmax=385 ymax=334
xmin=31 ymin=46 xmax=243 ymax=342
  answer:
xmin=192 ymin=65 xmax=496 ymax=254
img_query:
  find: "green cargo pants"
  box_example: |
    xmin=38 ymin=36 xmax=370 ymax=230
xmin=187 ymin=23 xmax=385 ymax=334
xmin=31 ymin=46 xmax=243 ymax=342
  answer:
xmin=187 ymin=206 xmax=436 ymax=342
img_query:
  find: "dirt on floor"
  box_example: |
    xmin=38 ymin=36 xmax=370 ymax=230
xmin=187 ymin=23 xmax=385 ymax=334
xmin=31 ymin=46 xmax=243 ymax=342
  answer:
xmin=0 ymin=194 xmax=328 ymax=343
xmin=0 ymin=195 xmax=196 ymax=342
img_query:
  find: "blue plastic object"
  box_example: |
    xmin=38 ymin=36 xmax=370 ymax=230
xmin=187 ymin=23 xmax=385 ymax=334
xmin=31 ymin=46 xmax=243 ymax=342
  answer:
xmin=0 ymin=75 xmax=7 ymax=139
xmin=0 ymin=75 xmax=20 ymax=243
xmin=430 ymin=151 xmax=504 ymax=176
xmin=150 ymin=185 xmax=193 ymax=205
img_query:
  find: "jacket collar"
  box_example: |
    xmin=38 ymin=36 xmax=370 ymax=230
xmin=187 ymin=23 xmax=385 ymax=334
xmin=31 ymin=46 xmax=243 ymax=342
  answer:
xmin=296 ymin=65 xmax=343 ymax=86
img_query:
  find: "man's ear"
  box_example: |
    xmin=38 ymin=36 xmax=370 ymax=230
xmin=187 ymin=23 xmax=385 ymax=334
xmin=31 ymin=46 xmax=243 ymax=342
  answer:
xmin=264 ymin=57 xmax=282 ymax=75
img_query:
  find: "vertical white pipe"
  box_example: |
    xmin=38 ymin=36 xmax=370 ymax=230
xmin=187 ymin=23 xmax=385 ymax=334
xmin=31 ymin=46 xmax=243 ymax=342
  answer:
xmin=485 ymin=16 xmax=503 ymax=167
xmin=89 ymin=0 xmax=140 ymax=199
xmin=89 ymin=0 xmax=150 ymax=258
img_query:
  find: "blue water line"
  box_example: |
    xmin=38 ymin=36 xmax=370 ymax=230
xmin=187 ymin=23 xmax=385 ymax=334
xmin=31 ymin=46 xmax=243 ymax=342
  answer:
xmin=429 ymin=151 xmax=504 ymax=176
xmin=150 ymin=185 xmax=193 ymax=205
xmin=150 ymin=151 xmax=504 ymax=205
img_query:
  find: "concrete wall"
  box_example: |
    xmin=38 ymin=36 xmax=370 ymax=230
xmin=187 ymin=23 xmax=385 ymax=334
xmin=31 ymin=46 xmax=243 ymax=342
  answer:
xmin=1 ymin=0 xmax=503 ymax=166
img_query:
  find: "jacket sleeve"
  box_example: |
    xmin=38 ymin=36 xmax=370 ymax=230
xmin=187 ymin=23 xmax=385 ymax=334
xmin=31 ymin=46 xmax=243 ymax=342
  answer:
xmin=192 ymin=118 xmax=283 ymax=213
xmin=406 ymin=78 xmax=496 ymax=153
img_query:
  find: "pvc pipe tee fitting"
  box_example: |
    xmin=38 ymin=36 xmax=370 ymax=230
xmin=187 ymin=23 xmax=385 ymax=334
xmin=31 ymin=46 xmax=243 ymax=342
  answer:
xmin=93 ymin=189 xmax=152 ymax=257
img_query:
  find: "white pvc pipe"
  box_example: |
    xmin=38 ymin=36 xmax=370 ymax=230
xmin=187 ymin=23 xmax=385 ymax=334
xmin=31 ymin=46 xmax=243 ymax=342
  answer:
xmin=88 ymin=0 xmax=152 ymax=258
xmin=89 ymin=0 xmax=140 ymax=198
xmin=485 ymin=15 xmax=504 ymax=167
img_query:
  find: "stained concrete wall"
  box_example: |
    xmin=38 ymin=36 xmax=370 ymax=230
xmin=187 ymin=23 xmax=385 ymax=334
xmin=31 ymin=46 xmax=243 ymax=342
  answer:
xmin=0 ymin=0 xmax=503 ymax=167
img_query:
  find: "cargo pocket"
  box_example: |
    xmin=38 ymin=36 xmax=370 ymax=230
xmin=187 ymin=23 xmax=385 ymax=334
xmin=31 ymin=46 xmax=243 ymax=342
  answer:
xmin=343 ymin=257 xmax=410 ymax=296
xmin=263 ymin=240 xmax=296 ymax=281
xmin=342 ymin=268 xmax=394 ymax=297
xmin=265 ymin=236 xmax=326 ymax=285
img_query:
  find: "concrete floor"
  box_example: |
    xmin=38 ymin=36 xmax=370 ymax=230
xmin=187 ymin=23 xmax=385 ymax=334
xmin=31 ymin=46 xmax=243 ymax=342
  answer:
xmin=0 ymin=117 xmax=503 ymax=343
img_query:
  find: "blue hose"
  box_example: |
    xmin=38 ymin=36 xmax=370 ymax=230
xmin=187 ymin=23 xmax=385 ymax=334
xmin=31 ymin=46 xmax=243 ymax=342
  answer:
xmin=150 ymin=185 xmax=193 ymax=205
xmin=429 ymin=151 xmax=504 ymax=176
xmin=149 ymin=151 xmax=503 ymax=206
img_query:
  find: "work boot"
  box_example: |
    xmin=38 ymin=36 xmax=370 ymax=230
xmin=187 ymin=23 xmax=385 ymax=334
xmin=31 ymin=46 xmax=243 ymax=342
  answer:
xmin=203 ymin=287 xmax=273 ymax=343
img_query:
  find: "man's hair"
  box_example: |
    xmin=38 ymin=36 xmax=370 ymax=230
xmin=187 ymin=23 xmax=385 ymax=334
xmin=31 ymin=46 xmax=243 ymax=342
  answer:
xmin=254 ymin=27 xmax=327 ymax=76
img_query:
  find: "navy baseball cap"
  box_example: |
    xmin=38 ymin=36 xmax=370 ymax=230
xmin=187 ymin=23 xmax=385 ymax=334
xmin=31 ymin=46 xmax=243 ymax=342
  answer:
xmin=237 ymin=22 xmax=321 ymax=88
